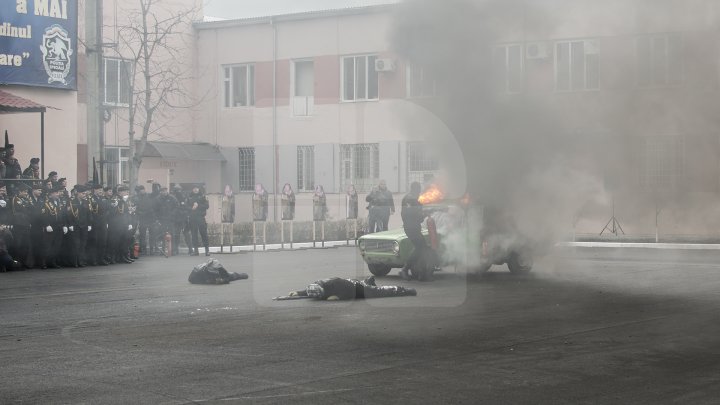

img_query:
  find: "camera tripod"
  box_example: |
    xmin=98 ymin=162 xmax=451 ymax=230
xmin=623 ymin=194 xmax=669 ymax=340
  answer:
xmin=600 ymin=195 xmax=624 ymax=236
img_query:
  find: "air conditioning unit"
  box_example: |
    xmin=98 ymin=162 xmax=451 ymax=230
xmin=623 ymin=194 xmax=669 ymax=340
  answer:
xmin=584 ymin=40 xmax=600 ymax=55
xmin=525 ymin=42 xmax=549 ymax=59
xmin=374 ymin=58 xmax=396 ymax=72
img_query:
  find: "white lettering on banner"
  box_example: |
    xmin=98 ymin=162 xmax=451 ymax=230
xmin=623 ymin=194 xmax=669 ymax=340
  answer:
xmin=16 ymin=0 xmax=28 ymax=14
xmin=34 ymin=0 xmax=68 ymax=20
xmin=0 ymin=23 xmax=32 ymax=39
xmin=0 ymin=52 xmax=30 ymax=66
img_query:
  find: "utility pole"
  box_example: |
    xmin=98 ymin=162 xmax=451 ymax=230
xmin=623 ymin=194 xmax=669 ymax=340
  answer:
xmin=85 ymin=0 xmax=104 ymax=184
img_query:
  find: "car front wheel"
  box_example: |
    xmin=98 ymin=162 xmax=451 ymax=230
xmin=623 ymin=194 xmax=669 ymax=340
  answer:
xmin=507 ymin=250 xmax=533 ymax=274
xmin=368 ymin=264 xmax=392 ymax=277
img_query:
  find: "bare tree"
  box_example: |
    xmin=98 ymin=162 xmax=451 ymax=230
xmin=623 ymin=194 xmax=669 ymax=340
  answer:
xmin=115 ymin=0 xmax=200 ymax=191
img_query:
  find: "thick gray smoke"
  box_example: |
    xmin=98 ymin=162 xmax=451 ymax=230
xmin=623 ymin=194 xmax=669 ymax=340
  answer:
xmin=389 ymin=0 xmax=609 ymax=255
xmin=390 ymin=0 xmax=720 ymax=258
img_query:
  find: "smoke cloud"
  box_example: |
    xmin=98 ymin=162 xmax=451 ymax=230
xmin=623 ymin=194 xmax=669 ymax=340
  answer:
xmin=389 ymin=0 xmax=720 ymax=256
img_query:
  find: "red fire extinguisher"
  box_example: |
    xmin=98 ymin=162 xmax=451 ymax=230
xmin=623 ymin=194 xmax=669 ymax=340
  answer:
xmin=165 ymin=232 xmax=172 ymax=257
xmin=133 ymin=242 xmax=140 ymax=259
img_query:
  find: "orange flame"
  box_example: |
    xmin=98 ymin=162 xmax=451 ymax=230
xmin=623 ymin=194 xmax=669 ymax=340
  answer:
xmin=419 ymin=184 xmax=445 ymax=205
xmin=460 ymin=193 xmax=471 ymax=208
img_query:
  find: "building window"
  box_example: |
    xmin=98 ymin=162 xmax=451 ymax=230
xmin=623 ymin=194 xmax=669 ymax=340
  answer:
xmin=292 ymin=60 xmax=314 ymax=116
xmin=104 ymin=58 xmax=132 ymax=106
xmin=638 ymin=135 xmax=685 ymax=190
xmin=104 ymin=146 xmax=129 ymax=186
xmin=406 ymin=64 xmax=436 ymax=98
xmin=224 ymin=64 xmax=255 ymax=107
xmin=637 ymin=34 xmax=682 ymax=87
xmin=555 ymin=40 xmax=600 ymax=91
xmin=342 ymin=55 xmax=379 ymax=102
xmin=340 ymin=143 xmax=379 ymax=193
xmin=407 ymin=142 xmax=439 ymax=186
xmin=297 ymin=146 xmax=315 ymax=192
xmin=493 ymin=44 xmax=524 ymax=93
xmin=238 ymin=147 xmax=255 ymax=191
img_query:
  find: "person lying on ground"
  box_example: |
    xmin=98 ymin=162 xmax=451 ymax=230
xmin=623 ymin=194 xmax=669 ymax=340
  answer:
xmin=188 ymin=259 xmax=248 ymax=285
xmin=274 ymin=276 xmax=416 ymax=301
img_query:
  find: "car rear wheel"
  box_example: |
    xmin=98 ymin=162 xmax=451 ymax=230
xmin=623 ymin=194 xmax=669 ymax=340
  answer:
xmin=507 ymin=250 xmax=533 ymax=274
xmin=368 ymin=264 xmax=392 ymax=277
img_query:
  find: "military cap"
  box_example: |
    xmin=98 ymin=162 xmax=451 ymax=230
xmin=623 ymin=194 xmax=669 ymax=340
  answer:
xmin=15 ymin=182 xmax=30 ymax=192
xmin=76 ymin=185 xmax=88 ymax=193
xmin=58 ymin=178 xmax=67 ymax=183
xmin=117 ymin=185 xmax=129 ymax=192
xmin=31 ymin=182 xmax=43 ymax=190
xmin=92 ymin=183 xmax=103 ymax=190
xmin=30 ymin=158 xmax=40 ymax=164
xmin=48 ymin=171 xmax=58 ymax=176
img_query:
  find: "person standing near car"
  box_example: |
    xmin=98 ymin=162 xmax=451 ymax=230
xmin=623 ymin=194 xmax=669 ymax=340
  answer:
xmin=399 ymin=181 xmax=427 ymax=280
xmin=188 ymin=185 xmax=210 ymax=256
xmin=366 ymin=180 xmax=395 ymax=233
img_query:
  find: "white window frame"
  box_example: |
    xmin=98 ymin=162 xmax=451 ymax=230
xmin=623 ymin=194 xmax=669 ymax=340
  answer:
xmin=341 ymin=54 xmax=380 ymax=102
xmin=223 ymin=64 xmax=255 ymax=108
xmin=291 ymin=59 xmax=314 ymax=117
xmin=636 ymin=33 xmax=683 ymax=88
xmin=104 ymin=146 xmax=129 ymax=186
xmin=103 ymin=58 xmax=132 ymax=107
xmin=406 ymin=64 xmax=437 ymax=98
xmin=493 ymin=43 xmax=524 ymax=94
xmin=554 ymin=39 xmax=600 ymax=92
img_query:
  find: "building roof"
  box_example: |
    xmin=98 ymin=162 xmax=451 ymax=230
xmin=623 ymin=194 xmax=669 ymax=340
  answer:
xmin=143 ymin=141 xmax=226 ymax=162
xmin=0 ymin=89 xmax=47 ymax=113
xmin=195 ymin=3 xmax=398 ymax=29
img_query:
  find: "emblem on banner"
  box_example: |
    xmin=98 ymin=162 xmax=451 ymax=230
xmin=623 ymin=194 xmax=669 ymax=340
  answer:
xmin=40 ymin=24 xmax=73 ymax=85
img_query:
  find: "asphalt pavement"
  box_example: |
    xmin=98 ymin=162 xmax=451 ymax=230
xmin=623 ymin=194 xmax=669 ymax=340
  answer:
xmin=2 ymin=246 xmax=720 ymax=404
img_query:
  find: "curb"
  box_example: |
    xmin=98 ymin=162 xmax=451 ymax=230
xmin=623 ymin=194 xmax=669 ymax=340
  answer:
xmin=556 ymin=242 xmax=720 ymax=250
xmin=206 ymin=240 xmax=358 ymax=254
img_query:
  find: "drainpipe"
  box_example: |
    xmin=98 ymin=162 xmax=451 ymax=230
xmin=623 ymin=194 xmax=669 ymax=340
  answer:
xmin=271 ymin=17 xmax=278 ymax=222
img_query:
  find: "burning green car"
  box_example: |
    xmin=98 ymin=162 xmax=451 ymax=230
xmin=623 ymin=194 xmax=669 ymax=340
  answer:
xmin=358 ymin=207 xmax=533 ymax=278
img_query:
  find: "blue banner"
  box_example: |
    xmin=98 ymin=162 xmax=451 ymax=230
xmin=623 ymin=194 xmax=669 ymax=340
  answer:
xmin=0 ymin=0 xmax=77 ymax=90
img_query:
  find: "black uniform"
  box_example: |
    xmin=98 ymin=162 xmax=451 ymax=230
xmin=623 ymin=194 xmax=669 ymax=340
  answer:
xmin=187 ymin=191 xmax=210 ymax=255
xmin=40 ymin=196 xmax=64 ymax=268
xmin=133 ymin=192 xmax=155 ymax=255
xmin=28 ymin=192 xmax=44 ymax=267
xmin=171 ymin=190 xmax=192 ymax=255
xmin=11 ymin=193 xmax=32 ymax=267
xmin=107 ymin=196 xmax=132 ymax=263
xmin=291 ymin=277 xmax=416 ymax=300
xmin=155 ymin=193 xmax=179 ymax=254
xmin=68 ymin=195 xmax=92 ymax=266
xmin=401 ymin=188 xmax=427 ymax=279
xmin=88 ymin=192 xmax=111 ymax=265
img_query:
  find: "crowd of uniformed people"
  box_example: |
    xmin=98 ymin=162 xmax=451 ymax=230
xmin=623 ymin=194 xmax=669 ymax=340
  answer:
xmin=0 ymin=143 xmax=210 ymax=272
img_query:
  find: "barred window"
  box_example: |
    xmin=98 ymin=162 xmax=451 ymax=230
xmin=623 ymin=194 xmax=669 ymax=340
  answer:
xmin=407 ymin=142 xmax=439 ymax=186
xmin=340 ymin=143 xmax=379 ymax=193
xmin=297 ymin=146 xmax=315 ymax=192
xmin=638 ymin=135 xmax=685 ymax=190
xmin=238 ymin=147 xmax=255 ymax=191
